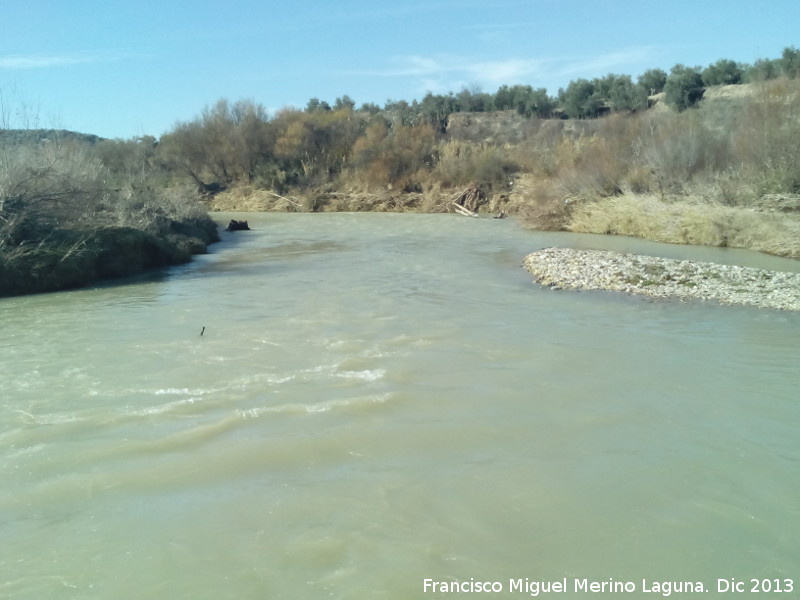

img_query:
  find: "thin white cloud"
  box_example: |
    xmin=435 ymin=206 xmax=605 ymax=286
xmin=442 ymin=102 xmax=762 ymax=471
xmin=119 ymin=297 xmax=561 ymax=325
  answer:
xmin=346 ymin=54 xmax=544 ymax=80
xmin=0 ymin=51 xmax=135 ymax=70
xmin=466 ymin=58 xmax=546 ymax=85
xmin=341 ymin=46 xmax=657 ymax=96
xmin=0 ymin=54 xmax=92 ymax=69
xmin=554 ymin=47 xmax=657 ymax=79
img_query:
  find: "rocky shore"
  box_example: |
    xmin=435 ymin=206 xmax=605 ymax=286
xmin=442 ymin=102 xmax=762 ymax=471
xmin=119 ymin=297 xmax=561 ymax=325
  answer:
xmin=523 ymin=248 xmax=800 ymax=311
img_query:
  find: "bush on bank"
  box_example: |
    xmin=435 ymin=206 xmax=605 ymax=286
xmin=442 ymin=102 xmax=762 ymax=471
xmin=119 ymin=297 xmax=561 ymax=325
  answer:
xmin=0 ymin=221 xmax=219 ymax=297
xmin=0 ymin=138 xmax=219 ymax=297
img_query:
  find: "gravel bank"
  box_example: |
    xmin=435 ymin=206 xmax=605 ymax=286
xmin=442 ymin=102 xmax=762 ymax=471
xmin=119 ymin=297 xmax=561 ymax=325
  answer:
xmin=523 ymin=248 xmax=800 ymax=311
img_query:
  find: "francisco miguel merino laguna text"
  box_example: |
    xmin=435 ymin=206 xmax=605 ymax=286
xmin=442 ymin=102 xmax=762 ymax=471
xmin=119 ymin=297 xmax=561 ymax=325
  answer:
xmin=422 ymin=577 xmax=711 ymax=596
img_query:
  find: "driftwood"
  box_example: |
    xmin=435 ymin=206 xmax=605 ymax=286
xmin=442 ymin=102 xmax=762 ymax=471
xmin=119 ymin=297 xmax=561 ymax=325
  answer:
xmin=267 ymin=191 xmax=302 ymax=210
xmin=452 ymin=184 xmax=486 ymax=216
xmin=226 ymin=219 xmax=251 ymax=231
xmin=452 ymin=203 xmax=478 ymax=217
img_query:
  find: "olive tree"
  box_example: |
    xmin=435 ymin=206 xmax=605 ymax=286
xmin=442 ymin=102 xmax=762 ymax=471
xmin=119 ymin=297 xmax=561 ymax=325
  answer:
xmin=664 ymin=65 xmax=705 ymax=111
xmin=637 ymin=69 xmax=667 ymax=95
xmin=701 ymin=59 xmax=743 ymax=86
xmin=598 ymin=74 xmax=647 ymax=113
xmin=559 ymin=79 xmax=604 ymax=119
xmin=781 ymin=46 xmax=800 ymax=79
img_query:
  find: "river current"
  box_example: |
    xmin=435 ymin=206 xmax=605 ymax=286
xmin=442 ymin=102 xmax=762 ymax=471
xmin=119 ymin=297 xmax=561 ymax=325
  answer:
xmin=1 ymin=213 xmax=799 ymax=598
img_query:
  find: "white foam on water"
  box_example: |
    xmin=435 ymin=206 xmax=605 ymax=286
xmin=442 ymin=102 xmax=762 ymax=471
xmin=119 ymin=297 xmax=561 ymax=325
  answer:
xmin=335 ymin=369 xmax=386 ymax=382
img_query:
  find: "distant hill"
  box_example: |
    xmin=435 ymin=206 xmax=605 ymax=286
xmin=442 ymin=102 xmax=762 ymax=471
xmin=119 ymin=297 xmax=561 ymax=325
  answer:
xmin=0 ymin=129 xmax=104 ymax=146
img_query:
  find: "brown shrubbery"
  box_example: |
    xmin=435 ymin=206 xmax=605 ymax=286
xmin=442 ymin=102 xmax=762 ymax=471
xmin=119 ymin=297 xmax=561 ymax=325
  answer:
xmin=349 ymin=122 xmax=436 ymax=191
xmin=175 ymin=78 xmax=798 ymax=257
xmin=510 ymin=78 xmax=800 ymax=258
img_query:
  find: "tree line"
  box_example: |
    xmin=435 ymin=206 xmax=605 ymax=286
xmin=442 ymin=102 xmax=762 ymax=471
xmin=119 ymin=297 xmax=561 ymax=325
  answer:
xmin=130 ymin=46 xmax=798 ymax=192
xmin=2 ymin=46 xmax=799 ymax=294
xmin=4 ymin=45 xmax=800 ymax=227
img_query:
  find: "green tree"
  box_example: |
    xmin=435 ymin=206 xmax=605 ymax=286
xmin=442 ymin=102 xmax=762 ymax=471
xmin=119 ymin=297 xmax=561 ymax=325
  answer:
xmin=305 ymin=98 xmax=331 ymax=112
xmin=663 ymin=65 xmax=705 ymax=111
xmin=358 ymin=102 xmax=382 ymax=114
xmin=334 ymin=95 xmax=356 ymax=111
xmin=594 ymin=74 xmax=647 ymax=113
xmin=419 ymin=92 xmax=458 ymax=133
xmin=745 ymin=58 xmax=781 ymax=82
xmin=383 ymin=99 xmax=416 ymax=127
xmin=492 ymin=85 xmax=553 ymax=117
xmin=701 ymin=59 xmax=743 ymax=86
xmin=456 ymin=86 xmax=492 ymax=112
xmin=525 ymin=88 xmax=556 ymax=118
xmin=492 ymin=85 xmax=514 ymax=110
xmin=637 ymin=68 xmax=667 ymax=95
xmin=780 ymin=46 xmax=800 ymax=79
xmin=559 ymin=79 xmax=604 ymax=119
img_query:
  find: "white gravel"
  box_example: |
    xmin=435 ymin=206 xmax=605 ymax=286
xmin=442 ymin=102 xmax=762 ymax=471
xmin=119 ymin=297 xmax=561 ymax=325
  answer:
xmin=523 ymin=248 xmax=800 ymax=311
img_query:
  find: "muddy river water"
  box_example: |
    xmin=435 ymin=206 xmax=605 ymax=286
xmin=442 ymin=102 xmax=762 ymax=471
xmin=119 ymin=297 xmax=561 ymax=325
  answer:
xmin=2 ymin=213 xmax=799 ymax=598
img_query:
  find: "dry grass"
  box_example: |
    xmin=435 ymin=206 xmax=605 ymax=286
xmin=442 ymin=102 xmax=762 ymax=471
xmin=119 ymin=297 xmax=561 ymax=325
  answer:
xmin=566 ymin=193 xmax=800 ymax=259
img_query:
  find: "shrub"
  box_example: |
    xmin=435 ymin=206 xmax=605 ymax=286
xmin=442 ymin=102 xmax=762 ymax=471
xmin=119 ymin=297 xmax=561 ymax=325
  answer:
xmin=517 ymin=181 xmax=573 ymax=230
xmin=1 ymin=141 xmax=109 ymax=245
xmin=726 ymin=78 xmax=800 ymax=195
xmin=1 ymin=137 xmax=218 ymax=296
xmin=349 ymin=123 xmax=436 ymax=190
xmin=637 ymin=111 xmax=727 ymax=188
xmin=431 ymin=141 xmax=517 ymax=189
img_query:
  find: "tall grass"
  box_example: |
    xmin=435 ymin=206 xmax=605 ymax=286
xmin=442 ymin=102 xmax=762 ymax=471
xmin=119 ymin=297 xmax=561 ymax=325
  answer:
xmin=567 ymin=194 xmax=800 ymax=258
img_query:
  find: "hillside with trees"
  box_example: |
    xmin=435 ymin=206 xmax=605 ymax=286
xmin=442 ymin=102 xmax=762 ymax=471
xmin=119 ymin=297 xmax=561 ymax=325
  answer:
xmin=2 ymin=47 xmax=800 ymax=296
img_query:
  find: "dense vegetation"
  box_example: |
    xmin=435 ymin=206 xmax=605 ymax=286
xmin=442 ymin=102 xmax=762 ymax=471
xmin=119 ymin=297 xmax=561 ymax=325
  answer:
xmin=2 ymin=47 xmax=799 ymax=296
xmin=0 ymin=131 xmax=218 ymax=296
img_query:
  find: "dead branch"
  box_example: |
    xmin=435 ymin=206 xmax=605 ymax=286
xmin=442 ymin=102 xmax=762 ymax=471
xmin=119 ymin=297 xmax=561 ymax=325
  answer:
xmin=452 ymin=202 xmax=478 ymax=217
xmin=452 ymin=183 xmax=486 ymax=213
xmin=267 ymin=191 xmax=301 ymax=208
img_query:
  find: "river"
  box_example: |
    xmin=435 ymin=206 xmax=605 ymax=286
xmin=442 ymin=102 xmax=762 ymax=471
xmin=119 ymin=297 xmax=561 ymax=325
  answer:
xmin=2 ymin=213 xmax=799 ymax=598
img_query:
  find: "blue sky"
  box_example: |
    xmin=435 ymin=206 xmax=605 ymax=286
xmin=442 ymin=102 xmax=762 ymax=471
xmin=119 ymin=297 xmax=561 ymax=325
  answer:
xmin=1 ymin=0 xmax=798 ymax=139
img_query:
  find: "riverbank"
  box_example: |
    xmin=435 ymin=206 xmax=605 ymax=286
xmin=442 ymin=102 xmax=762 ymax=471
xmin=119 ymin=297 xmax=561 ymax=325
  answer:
xmin=205 ymin=182 xmax=800 ymax=261
xmin=523 ymin=247 xmax=800 ymax=310
xmin=0 ymin=216 xmax=219 ymax=297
